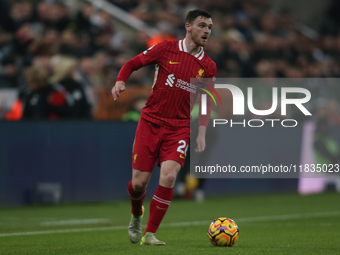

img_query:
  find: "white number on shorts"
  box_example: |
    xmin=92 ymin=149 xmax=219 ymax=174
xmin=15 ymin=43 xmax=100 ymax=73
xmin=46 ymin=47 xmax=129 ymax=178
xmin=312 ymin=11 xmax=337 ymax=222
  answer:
xmin=177 ymin=140 xmax=189 ymax=156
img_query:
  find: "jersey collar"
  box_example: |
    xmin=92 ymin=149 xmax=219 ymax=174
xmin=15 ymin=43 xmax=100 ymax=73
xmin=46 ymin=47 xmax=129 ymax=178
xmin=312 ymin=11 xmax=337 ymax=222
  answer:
xmin=178 ymin=39 xmax=205 ymax=60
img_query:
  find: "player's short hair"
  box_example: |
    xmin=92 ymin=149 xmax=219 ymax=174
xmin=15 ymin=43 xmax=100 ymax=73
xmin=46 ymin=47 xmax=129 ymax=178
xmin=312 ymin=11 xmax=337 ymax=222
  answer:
xmin=186 ymin=9 xmax=212 ymax=24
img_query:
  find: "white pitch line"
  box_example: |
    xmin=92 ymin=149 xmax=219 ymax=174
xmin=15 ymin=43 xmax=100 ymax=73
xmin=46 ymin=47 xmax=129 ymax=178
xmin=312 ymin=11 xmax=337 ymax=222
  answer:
xmin=40 ymin=218 xmax=111 ymax=226
xmin=165 ymin=210 xmax=340 ymax=227
xmin=0 ymin=226 xmax=127 ymax=237
xmin=0 ymin=211 xmax=339 ymax=237
xmin=236 ymin=210 xmax=340 ymax=223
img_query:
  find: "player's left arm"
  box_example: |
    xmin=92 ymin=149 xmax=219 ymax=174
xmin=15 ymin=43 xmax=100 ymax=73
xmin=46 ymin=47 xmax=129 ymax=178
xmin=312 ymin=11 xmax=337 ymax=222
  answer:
xmin=196 ymin=63 xmax=217 ymax=153
xmin=196 ymin=94 xmax=211 ymax=153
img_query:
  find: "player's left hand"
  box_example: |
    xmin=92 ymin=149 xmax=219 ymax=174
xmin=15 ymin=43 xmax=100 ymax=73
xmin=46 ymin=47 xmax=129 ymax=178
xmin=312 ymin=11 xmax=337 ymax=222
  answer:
xmin=195 ymin=126 xmax=207 ymax=153
xmin=195 ymin=135 xmax=206 ymax=153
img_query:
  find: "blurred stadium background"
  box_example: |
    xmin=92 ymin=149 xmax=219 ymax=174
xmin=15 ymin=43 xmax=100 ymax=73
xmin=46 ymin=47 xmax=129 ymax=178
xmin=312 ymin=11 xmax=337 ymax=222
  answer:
xmin=0 ymin=0 xmax=340 ymax=206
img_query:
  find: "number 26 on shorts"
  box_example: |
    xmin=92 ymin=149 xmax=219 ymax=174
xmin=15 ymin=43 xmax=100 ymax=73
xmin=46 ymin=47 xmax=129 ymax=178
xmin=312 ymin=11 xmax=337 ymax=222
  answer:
xmin=177 ymin=140 xmax=189 ymax=156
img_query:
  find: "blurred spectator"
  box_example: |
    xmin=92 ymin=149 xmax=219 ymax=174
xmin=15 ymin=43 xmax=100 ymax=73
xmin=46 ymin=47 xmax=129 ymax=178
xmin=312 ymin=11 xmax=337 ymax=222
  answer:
xmin=21 ymin=66 xmax=61 ymax=120
xmin=51 ymin=56 xmax=92 ymax=119
xmin=6 ymin=1 xmax=35 ymax=33
xmin=130 ymin=29 xmax=149 ymax=55
xmin=255 ymin=60 xmax=276 ymax=78
xmin=40 ymin=2 xmax=70 ymax=32
xmin=130 ymin=0 xmax=162 ymax=25
xmin=320 ymin=0 xmax=340 ymax=35
xmin=74 ymin=3 xmax=95 ymax=35
xmin=35 ymin=28 xmax=60 ymax=56
xmin=75 ymin=57 xmax=95 ymax=88
xmin=91 ymin=51 xmax=109 ymax=87
xmin=0 ymin=27 xmax=17 ymax=88
xmin=14 ymin=23 xmax=43 ymax=56
xmin=90 ymin=10 xmax=115 ymax=34
xmin=59 ymin=29 xmax=91 ymax=58
xmin=90 ymin=29 xmax=114 ymax=54
xmin=32 ymin=55 xmax=52 ymax=74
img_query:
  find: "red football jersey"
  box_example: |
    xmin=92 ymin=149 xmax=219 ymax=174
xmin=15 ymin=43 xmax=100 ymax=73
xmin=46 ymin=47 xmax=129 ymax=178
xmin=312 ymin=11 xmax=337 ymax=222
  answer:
xmin=138 ymin=39 xmax=216 ymax=128
xmin=118 ymin=39 xmax=216 ymax=128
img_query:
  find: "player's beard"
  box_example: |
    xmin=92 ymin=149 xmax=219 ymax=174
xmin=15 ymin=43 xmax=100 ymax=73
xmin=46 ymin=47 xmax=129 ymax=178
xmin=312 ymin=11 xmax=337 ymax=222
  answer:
xmin=192 ymin=31 xmax=208 ymax=47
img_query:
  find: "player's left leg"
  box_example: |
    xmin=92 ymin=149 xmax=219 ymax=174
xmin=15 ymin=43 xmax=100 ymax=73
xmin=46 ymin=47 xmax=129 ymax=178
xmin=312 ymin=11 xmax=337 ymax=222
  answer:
xmin=141 ymin=160 xmax=181 ymax=245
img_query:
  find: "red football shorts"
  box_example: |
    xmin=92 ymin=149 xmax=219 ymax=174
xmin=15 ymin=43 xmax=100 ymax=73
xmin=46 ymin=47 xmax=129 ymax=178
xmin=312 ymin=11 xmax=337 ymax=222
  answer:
xmin=132 ymin=118 xmax=190 ymax=172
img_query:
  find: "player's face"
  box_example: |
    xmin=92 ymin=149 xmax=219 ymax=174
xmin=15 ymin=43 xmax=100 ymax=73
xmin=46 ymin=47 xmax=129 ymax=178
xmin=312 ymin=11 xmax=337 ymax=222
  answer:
xmin=188 ymin=16 xmax=213 ymax=47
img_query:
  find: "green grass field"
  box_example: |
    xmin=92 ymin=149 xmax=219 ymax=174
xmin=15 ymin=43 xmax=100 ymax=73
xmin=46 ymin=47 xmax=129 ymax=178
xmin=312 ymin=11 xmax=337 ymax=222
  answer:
xmin=0 ymin=192 xmax=340 ymax=255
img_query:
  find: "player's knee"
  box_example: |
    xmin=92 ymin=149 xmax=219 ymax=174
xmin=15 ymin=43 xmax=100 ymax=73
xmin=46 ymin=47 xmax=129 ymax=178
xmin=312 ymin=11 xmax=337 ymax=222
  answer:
xmin=163 ymin=173 xmax=177 ymax=186
xmin=132 ymin=179 xmax=147 ymax=191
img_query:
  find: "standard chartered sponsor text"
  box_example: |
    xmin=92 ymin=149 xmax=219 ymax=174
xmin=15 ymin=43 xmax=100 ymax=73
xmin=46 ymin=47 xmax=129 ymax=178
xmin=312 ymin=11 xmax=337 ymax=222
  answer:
xmin=175 ymin=79 xmax=197 ymax=94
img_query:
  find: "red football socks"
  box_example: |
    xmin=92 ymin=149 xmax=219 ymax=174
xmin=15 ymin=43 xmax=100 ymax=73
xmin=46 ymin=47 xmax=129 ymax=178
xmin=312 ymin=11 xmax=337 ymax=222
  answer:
xmin=145 ymin=185 xmax=173 ymax=234
xmin=127 ymin=180 xmax=146 ymax=217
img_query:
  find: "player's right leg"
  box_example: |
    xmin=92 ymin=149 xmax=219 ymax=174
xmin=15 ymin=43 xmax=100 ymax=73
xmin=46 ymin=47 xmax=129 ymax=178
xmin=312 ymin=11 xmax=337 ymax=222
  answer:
xmin=128 ymin=118 xmax=160 ymax=243
xmin=128 ymin=169 xmax=151 ymax=243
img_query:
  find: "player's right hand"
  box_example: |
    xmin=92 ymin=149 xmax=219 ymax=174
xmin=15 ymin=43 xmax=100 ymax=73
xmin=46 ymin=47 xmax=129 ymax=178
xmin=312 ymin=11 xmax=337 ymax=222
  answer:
xmin=112 ymin=81 xmax=126 ymax=101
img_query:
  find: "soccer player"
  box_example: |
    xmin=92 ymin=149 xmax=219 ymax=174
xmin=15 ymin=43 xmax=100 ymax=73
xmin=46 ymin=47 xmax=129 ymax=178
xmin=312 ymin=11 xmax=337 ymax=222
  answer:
xmin=112 ymin=9 xmax=216 ymax=245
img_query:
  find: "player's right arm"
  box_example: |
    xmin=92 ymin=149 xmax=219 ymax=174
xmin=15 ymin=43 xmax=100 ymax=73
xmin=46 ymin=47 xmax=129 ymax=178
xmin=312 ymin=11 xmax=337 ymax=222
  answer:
xmin=111 ymin=55 xmax=143 ymax=101
xmin=111 ymin=42 xmax=167 ymax=101
xmin=112 ymin=80 xmax=126 ymax=101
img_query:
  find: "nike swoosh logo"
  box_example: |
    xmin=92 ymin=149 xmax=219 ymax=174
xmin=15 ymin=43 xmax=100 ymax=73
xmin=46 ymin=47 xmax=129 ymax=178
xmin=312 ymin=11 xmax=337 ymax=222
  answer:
xmin=157 ymin=206 xmax=167 ymax=210
xmin=169 ymin=61 xmax=180 ymax=64
xmin=180 ymin=155 xmax=185 ymax=159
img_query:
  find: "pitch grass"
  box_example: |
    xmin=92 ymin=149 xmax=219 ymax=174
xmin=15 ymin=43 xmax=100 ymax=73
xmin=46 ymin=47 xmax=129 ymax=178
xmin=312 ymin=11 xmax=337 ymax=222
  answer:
xmin=0 ymin=192 xmax=340 ymax=255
